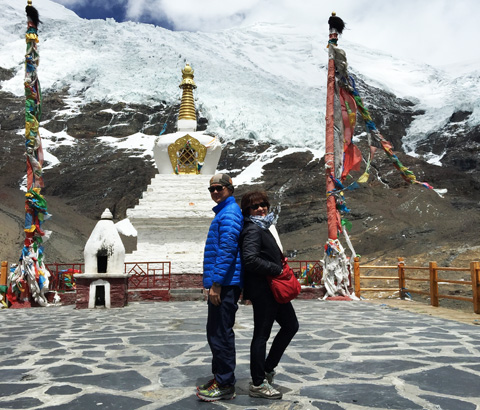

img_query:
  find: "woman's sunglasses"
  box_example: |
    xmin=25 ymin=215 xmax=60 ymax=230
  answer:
xmin=208 ymin=185 xmax=225 ymax=193
xmin=250 ymin=202 xmax=268 ymax=210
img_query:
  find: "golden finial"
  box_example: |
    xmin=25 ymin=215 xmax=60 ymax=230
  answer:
xmin=180 ymin=63 xmax=197 ymax=89
xmin=178 ymin=63 xmax=197 ymax=122
xmin=331 ymin=11 xmax=336 ymax=16
xmin=28 ymin=0 xmax=32 ymax=5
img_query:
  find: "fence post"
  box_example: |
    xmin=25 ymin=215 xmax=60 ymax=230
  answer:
xmin=471 ymin=261 xmax=480 ymax=314
xmin=353 ymin=256 xmax=360 ymax=298
xmin=1 ymin=261 xmax=8 ymax=288
xmin=430 ymin=261 xmax=439 ymax=307
xmin=397 ymin=257 xmax=405 ymax=299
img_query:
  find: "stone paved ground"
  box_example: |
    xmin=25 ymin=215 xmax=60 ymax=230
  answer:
xmin=1 ymin=300 xmax=480 ymax=410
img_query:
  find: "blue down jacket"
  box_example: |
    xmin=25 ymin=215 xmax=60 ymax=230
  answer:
xmin=203 ymin=195 xmax=243 ymax=289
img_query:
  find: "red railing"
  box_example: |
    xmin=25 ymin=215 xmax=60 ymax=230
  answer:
xmin=126 ymin=262 xmax=171 ymax=289
xmin=46 ymin=260 xmax=321 ymax=291
xmin=46 ymin=262 xmax=171 ymax=292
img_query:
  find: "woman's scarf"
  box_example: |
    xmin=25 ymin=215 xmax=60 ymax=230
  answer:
xmin=247 ymin=212 xmax=276 ymax=230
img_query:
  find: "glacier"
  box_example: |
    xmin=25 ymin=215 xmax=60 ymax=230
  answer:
xmin=1 ymin=0 xmax=480 ymax=162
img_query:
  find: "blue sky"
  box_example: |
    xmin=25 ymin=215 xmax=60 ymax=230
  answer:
xmin=54 ymin=0 xmax=175 ymax=29
xmin=51 ymin=0 xmax=480 ymax=68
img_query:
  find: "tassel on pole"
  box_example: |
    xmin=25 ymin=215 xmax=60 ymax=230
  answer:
xmin=26 ymin=0 xmax=41 ymax=27
xmin=328 ymin=12 xmax=345 ymax=34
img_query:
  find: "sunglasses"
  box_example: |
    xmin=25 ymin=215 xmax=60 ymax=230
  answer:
xmin=208 ymin=185 xmax=225 ymax=193
xmin=250 ymin=202 xmax=268 ymax=210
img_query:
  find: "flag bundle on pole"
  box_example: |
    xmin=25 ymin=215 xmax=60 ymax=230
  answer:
xmin=7 ymin=0 xmax=51 ymax=307
xmin=325 ymin=13 xmax=432 ymax=190
xmin=321 ymin=13 xmax=432 ymax=298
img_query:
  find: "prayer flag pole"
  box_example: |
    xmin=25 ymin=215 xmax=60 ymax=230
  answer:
xmin=321 ymin=13 xmax=353 ymax=299
xmin=321 ymin=12 xmax=432 ymax=299
xmin=324 ymin=14 xmax=342 ymax=242
xmin=7 ymin=0 xmax=51 ymax=307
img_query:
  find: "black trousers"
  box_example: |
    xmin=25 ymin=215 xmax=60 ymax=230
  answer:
xmin=250 ymin=291 xmax=299 ymax=386
xmin=206 ymin=285 xmax=241 ymax=387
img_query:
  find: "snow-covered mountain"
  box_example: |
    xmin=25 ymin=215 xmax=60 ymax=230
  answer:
xmin=2 ymin=0 xmax=480 ymax=158
xmin=1 ymin=0 xmax=480 ymax=268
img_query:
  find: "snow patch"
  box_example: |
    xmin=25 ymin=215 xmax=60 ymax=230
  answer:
xmin=115 ymin=218 xmax=137 ymax=237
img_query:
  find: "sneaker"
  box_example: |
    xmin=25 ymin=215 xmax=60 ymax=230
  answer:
xmin=249 ymin=379 xmax=282 ymax=399
xmin=196 ymin=381 xmax=236 ymax=402
xmin=265 ymin=370 xmax=276 ymax=384
xmin=196 ymin=378 xmax=215 ymax=391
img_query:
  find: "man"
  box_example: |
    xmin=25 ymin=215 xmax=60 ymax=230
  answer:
xmin=196 ymin=173 xmax=243 ymax=402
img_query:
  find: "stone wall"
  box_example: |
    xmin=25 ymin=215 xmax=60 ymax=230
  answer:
xmin=75 ymin=277 xmax=128 ymax=309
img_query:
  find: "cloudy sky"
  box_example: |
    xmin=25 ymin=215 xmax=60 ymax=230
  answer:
xmin=51 ymin=0 xmax=480 ymax=68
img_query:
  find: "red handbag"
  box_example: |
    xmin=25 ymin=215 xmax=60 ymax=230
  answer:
xmin=268 ymin=258 xmax=301 ymax=303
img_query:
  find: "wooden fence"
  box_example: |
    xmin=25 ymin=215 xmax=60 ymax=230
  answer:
xmin=353 ymin=257 xmax=480 ymax=314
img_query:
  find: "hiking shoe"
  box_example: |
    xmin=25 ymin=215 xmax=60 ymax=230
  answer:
xmin=249 ymin=379 xmax=282 ymax=399
xmin=196 ymin=378 xmax=215 ymax=391
xmin=265 ymin=370 xmax=276 ymax=384
xmin=196 ymin=381 xmax=236 ymax=401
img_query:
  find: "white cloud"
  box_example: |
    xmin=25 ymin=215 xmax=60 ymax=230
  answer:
xmin=125 ymin=0 xmax=149 ymax=21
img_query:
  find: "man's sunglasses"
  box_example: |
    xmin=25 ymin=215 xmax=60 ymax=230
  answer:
xmin=208 ymin=185 xmax=225 ymax=193
xmin=250 ymin=202 xmax=268 ymax=210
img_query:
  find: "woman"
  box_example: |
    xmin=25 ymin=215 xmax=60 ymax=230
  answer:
xmin=239 ymin=191 xmax=299 ymax=400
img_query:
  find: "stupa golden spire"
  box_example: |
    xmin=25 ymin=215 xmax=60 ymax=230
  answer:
xmin=178 ymin=63 xmax=197 ymax=121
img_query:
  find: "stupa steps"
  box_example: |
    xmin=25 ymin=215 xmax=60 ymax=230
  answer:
xmin=133 ymin=175 xmax=213 ymax=209
xmin=127 ymin=212 xmax=212 ymax=221
xmin=127 ymin=252 xmax=203 ymax=259
xmin=150 ymin=174 xmax=212 ymax=182
xmin=169 ymin=289 xmax=205 ymax=302
xmin=125 ymin=249 xmax=203 ymax=270
xmin=125 ymin=250 xmax=203 ymax=259
xmin=145 ymin=180 xmax=211 ymax=187
xmin=128 ymin=205 xmax=211 ymax=212
xmin=129 ymin=202 xmax=211 ymax=208
xmin=143 ymin=190 xmax=211 ymax=198
xmin=137 ymin=194 xmax=212 ymax=203
xmin=144 ymin=188 xmax=211 ymax=198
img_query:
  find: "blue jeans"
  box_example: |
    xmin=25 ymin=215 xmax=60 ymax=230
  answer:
xmin=206 ymin=285 xmax=241 ymax=386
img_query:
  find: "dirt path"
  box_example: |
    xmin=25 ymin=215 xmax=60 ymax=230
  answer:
xmin=363 ymin=298 xmax=480 ymax=326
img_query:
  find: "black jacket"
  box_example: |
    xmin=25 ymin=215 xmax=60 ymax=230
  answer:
xmin=240 ymin=219 xmax=283 ymax=300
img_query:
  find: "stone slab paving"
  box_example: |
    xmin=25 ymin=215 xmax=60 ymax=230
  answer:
xmin=1 ymin=300 xmax=480 ymax=410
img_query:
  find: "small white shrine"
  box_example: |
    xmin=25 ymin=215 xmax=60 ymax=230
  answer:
xmin=76 ymin=208 xmax=128 ymax=309
xmin=126 ymin=64 xmax=223 ymax=274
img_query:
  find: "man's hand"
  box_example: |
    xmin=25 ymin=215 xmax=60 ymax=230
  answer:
xmin=209 ymin=283 xmax=222 ymax=306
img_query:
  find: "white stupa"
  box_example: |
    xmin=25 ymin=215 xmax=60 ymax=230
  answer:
xmin=125 ymin=64 xmax=222 ymax=274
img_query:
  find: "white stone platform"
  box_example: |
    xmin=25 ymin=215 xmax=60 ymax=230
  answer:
xmin=125 ymin=174 xmax=214 ymax=274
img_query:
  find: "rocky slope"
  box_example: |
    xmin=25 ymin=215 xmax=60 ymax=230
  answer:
xmin=1 ymin=66 xmax=480 ymax=274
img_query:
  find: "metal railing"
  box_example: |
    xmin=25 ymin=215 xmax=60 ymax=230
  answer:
xmin=126 ymin=262 xmax=171 ymax=289
xmin=45 ymin=262 xmax=171 ymax=292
